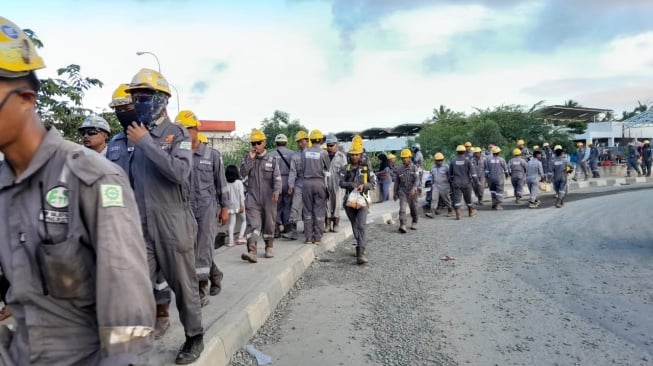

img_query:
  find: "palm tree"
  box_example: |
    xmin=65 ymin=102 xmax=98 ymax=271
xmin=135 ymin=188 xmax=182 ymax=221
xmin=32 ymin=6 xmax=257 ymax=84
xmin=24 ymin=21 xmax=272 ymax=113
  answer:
xmin=564 ymin=99 xmax=581 ymax=108
xmin=634 ymin=101 xmax=648 ymax=114
xmin=432 ymin=105 xmax=453 ymax=122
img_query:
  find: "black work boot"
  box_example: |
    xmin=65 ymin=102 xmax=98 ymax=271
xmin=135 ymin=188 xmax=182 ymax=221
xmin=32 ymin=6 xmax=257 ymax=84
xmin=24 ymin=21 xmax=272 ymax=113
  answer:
xmin=209 ymin=263 xmax=223 ymax=296
xmin=332 ymin=217 xmax=340 ymax=232
xmin=175 ymin=334 xmax=204 ymax=365
xmin=154 ymin=303 xmax=170 ymax=340
xmin=241 ymin=243 xmax=258 ymax=263
xmin=274 ymin=224 xmax=280 ymax=238
xmin=356 ymin=246 xmax=368 ymax=265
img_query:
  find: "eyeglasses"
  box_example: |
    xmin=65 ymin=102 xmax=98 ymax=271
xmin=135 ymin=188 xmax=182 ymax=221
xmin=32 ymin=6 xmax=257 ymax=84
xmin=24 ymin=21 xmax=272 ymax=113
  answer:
xmin=80 ymin=129 xmax=100 ymax=136
xmin=131 ymin=94 xmax=155 ymax=103
xmin=250 ymin=141 xmax=263 ymax=146
xmin=326 ymin=143 xmax=336 ymax=147
xmin=0 ymin=87 xmax=29 ymax=112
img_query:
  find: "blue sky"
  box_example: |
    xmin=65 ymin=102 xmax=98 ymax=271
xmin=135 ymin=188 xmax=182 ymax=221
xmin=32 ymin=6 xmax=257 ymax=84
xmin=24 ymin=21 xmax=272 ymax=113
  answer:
xmin=7 ymin=0 xmax=653 ymax=134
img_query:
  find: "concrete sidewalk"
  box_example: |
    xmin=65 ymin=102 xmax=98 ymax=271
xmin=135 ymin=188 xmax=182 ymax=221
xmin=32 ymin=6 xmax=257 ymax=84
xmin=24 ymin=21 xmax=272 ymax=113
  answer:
xmin=150 ymin=175 xmax=652 ymax=365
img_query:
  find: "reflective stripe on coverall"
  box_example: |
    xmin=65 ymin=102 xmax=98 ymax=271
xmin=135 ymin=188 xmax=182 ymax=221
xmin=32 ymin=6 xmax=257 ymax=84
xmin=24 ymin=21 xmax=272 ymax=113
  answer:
xmin=394 ymin=163 xmax=420 ymax=224
xmin=130 ymin=117 xmax=203 ymax=337
xmin=0 ymin=127 xmax=154 ymax=364
xmin=273 ymin=147 xmax=294 ymax=226
xmin=190 ymin=143 xmax=230 ymax=281
xmin=301 ymin=146 xmax=331 ymax=241
xmin=449 ymin=156 xmax=475 ymax=208
xmin=430 ymin=163 xmax=452 ymax=210
xmin=485 ymin=156 xmax=508 ymax=205
xmin=552 ymin=156 xmax=572 ymax=199
xmin=240 ymin=151 xmax=282 ymax=243
xmin=508 ymin=157 xmax=527 ymax=199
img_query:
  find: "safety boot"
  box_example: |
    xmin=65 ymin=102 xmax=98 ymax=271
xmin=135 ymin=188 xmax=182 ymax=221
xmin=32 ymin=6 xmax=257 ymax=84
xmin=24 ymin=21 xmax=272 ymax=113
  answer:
xmin=324 ymin=218 xmax=330 ymax=232
xmin=455 ymin=208 xmax=462 ymax=220
xmin=425 ymin=210 xmax=434 ymax=218
xmin=154 ymin=303 xmax=170 ymax=340
xmin=199 ymin=280 xmax=210 ymax=307
xmin=264 ymin=239 xmax=275 ymax=258
xmin=332 ymin=217 xmax=340 ymax=232
xmin=468 ymin=206 xmax=476 ymax=217
xmin=241 ymin=243 xmax=258 ymax=263
xmin=399 ymin=223 xmax=407 ymax=233
xmin=282 ymin=223 xmax=298 ymax=240
xmin=356 ymin=246 xmax=368 ymax=265
xmin=274 ymin=224 xmax=280 ymax=238
xmin=209 ymin=263 xmax=223 ymax=296
xmin=410 ymin=220 xmax=417 ymax=230
xmin=175 ymin=334 xmax=204 ymax=365
xmin=446 ymin=208 xmax=453 ymax=217
xmin=555 ymin=198 xmax=562 ymax=208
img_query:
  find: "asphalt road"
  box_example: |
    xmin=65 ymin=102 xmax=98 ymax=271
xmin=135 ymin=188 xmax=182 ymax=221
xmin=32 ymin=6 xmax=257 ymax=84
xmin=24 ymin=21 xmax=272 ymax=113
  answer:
xmin=230 ymin=186 xmax=653 ymax=366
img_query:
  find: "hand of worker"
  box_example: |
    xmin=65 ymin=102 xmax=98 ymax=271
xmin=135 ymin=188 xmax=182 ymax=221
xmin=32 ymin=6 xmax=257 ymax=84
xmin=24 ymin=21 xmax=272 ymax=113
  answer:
xmin=126 ymin=122 xmax=149 ymax=143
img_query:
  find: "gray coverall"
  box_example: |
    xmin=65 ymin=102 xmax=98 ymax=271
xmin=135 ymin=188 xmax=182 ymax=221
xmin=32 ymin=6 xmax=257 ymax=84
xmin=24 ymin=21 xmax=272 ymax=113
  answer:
xmin=552 ymin=156 xmax=572 ymax=199
xmin=508 ymin=157 xmax=527 ymax=199
xmin=642 ymin=146 xmax=652 ymax=177
xmin=326 ymin=150 xmax=347 ymax=220
xmin=626 ymin=145 xmax=641 ymax=177
xmin=589 ymin=146 xmax=600 ymax=177
xmin=190 ymin=143 xmax=230 ymax=282
xmin=129 ymin=117 xmax=203 ymax=337
xmin=301 ymin=146 xmax=331 ymax=242
xmin=394 ymin=162 xmax=420 ymax=225
xmin=526 ymin=158 xmax=544 ymax=203
xmin=472 ymin=156 xmax=486 ymax=202
xmin=240 ymin=151 xmax=282 ymax=244
xmin=0 ymin=127 xmax=154 ymax=364
xmin=485 ymin=155 xmax=508 ymax=207
xmin=106 ymin=130 xmax=134 ymax=176
xmin=339 ymin=161 xmax=376 ymax=248
xmin=542 ymin=148 xmax=553 ymax=182
xmin=574 ymin=148 xmax=589 ymax=180
xmin=287 ymin=149 xmax=305 ymax=225
xmin=429 ymin=163 xmax=452 ymax=212
xmin=273 ymin=146 xmax=294 ymax=228
xmin=449 ymin=155 xmax=475 ymax=208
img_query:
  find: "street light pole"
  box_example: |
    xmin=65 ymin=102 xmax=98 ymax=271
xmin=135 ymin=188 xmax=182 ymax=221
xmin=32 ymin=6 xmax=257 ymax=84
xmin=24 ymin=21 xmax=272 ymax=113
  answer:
xmin=136 ymin=51 xmax=180 ymax=114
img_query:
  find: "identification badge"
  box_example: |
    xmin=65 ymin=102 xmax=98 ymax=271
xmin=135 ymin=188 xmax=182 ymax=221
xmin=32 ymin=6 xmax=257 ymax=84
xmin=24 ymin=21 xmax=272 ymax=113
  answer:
xmin=101 ymin=184 xmax=125 ymax=208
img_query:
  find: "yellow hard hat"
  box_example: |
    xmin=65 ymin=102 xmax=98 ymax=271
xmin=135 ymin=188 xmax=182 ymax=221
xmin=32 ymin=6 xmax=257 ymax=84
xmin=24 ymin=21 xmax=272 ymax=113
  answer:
xmin=387 ymin=153 xmax=396 ymax=160
xmin=554 ymin=145 xmax=563 ymax=150
xmin=198 ymin=133 xmax=208 ymax=144
xmin=250 ymin=129 xmax=266 ymax=142
xmin=295 ymin=130 xmax=309 ymax=142
xmin=587 ymin=142 xmax=593 ymax=146
xmin=472 ymin=147 xmax=482 ymax=153
xmin=0 ymin=17 xmax=45 ymax=77
xmin=644 ymin=140 xmax=650 ymax=144
xmin=464 ymin=141 xmax=472 ymax=147
xmin=492 ymin=146 xmax=501 ymax=154
xmin=434 ymin=152 xmax=445 ymax=160
xmin=533 ymin=145 xmax=540 ymax=151
xmin=109 ymin=83 xmax=131 ymax=108
xmin=125 ymin=68 xmax=172 ymax=96
xmin=513 ymin=148 xmax=522 ymax=156
xmin=456 ymin=145 xmax=466 ymax=152
xmin=400 ymin=148 xmax=412 ymax=158
xmin=349 ymin=135 xmax=364 ymax=154
xmin=175 ymin=110 xmax=201 ymax=128
xmin=321 ymin=143 xmax=327 ymax=150
xmin=517 ymin=139 xmax=525 ymax=146
xmin=309 ymin=129 xmax=324 ymax=140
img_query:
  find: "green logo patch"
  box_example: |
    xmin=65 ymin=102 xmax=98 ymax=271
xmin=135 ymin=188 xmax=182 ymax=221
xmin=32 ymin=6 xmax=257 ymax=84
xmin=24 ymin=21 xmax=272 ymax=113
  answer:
xmin=180 ymin=141 xmax=192 ymax=150
xmin=46 ymin=186 xmax=69 ymax=208
xmin=101 ymin=184 xmax=124 ymax=208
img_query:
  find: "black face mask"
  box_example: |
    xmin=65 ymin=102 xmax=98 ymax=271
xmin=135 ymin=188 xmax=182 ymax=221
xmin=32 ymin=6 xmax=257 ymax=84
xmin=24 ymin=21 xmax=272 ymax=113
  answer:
xmin=115 ymin=108 xmax=139 ymax=130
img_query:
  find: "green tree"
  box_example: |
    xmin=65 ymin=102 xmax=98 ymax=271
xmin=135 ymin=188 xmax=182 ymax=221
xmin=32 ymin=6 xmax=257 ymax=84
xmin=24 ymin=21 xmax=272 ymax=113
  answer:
xmin=259 ymin=110 xmax=307 ymax=151
xmin=25 ymin=29 xmax=105 ymax=143
xmin=564 ymin=99 xmax=581 ymax=107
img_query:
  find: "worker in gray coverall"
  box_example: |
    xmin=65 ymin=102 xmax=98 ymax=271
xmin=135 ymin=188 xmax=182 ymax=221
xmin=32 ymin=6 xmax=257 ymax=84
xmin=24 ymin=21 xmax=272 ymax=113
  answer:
xmin=106 ymin=83 xmax=137 ymax=175
xmin=450 ymin=145 xmax=477 ymax=219
xmin=541 ymin=142 xmax=553 ymax=182
xmin=124 ymin=68 xmax=204 ymax=363
xmin=325 ymin=134 xmax=347 ymax=232
xmin=486 ymin=146 xmax=509 ymax=210
xmin=508 ymin=148 xmax=528 ymax=203
xmin=301 ymin=130 xmax=331 ymax=244
xmin=176 ymin=110 xmax=230 ymax=308
xmin=339 ymin=136 xmax=375 ymax=265
xmin=573 ymin=142 xmax=590 ymax=181
xmin=395 ymin=148 xmax=420 ymax=232
xmin=272 ymin=134 xmax=294 ymax=237
xmin=552 ymin=145 xmax=573 ymax=208
xmin=241 ymin=129 xmax=282 ymax=262
xmin=588 ymin=141 xmax=601 ymax=178
xmin=526 ymin=150 xmax=545 ymax=207
xmin=0 ymin=18 xmax=154 ymax=364
xmin=471 ymin=147 xmax=486 ymax=205
xmin=425 ymin=152 xmax=453 ymax=217
xmin=284 ymin=131 xmax=309 ymax=240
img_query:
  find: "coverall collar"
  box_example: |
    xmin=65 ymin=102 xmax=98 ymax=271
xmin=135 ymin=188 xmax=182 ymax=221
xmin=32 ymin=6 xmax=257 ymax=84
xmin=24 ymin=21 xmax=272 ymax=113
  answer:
xmin=149 ymin=116 xmax=171 ymax=138
xmin=194 ymin=142 xmax=206 ymax=157
xmin=0 ymin=125 xmax=64 ymax=188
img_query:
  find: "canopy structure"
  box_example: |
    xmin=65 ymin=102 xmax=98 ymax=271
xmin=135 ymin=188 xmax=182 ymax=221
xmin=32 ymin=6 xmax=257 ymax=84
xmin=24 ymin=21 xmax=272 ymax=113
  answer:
xmin=622 ymin=108 xmax=653 ymax=128
xmin=390 ymin=123 xmax=422 ymax=136
xmin=334 ymin=131 xmax=357 ymax=142
xmin=537 ymin=106 xmax=612 ymax=122
xmin=333 ymin=123 xmax=422 ymax=142
xmin=360 ymin=127 xmax=395 ymax=139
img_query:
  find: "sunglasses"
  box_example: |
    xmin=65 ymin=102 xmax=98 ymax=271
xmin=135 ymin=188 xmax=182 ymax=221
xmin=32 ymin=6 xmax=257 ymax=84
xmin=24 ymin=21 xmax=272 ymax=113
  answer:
xmin=326 ymin=143 xmax=336 ymax=147
xmin=250 ymin=141 xmax=263 ymax=146
xmin=131 ymin=94 xmax=155 ymax=103
xmin=80 ymin=129 xmax=100 ymax=136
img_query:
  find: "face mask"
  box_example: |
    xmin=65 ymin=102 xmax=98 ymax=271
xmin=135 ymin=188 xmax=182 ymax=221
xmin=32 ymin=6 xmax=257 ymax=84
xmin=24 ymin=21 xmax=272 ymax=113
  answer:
xmin=115 ymin=108 xmax=139 ymax=130
xmin=133 ymin=93 xmax=167 ymax=130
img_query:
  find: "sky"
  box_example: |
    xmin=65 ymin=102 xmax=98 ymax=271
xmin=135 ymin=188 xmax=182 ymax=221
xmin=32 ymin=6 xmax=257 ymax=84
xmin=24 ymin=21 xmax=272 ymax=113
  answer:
xmin=6 ymin=0 xmax=653 ymax=135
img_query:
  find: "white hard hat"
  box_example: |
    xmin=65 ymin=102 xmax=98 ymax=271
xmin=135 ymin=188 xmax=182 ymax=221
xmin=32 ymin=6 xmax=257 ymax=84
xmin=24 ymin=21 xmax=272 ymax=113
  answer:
xmin=79 ymin=115 xmax=111 ymax=134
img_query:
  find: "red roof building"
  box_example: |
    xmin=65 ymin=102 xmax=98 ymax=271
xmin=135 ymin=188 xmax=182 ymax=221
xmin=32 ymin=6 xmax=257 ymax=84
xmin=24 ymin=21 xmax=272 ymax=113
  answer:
xmin=199 ymin=120 xmax=236 ymax=133
xmin=198 ymin=120 xmax=240 ymax=153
